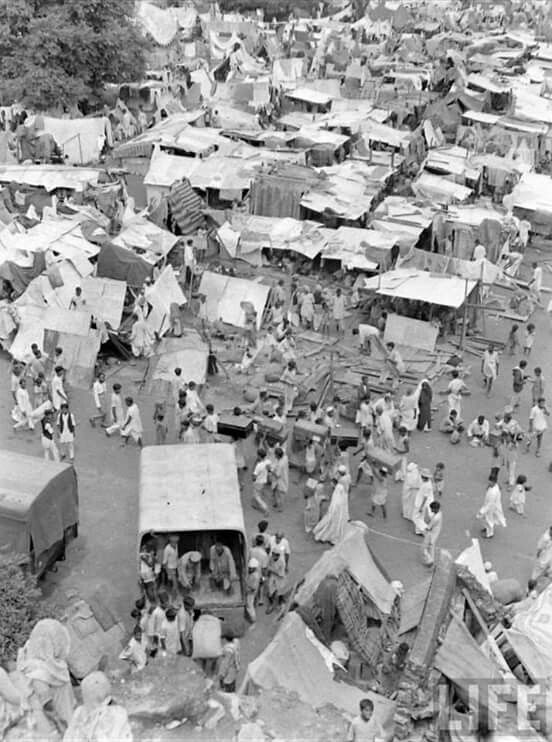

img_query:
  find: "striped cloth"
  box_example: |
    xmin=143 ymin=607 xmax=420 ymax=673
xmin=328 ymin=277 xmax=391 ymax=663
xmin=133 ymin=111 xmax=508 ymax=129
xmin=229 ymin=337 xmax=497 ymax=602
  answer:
xmin=167 ymin=177 xmax=203 ymax=235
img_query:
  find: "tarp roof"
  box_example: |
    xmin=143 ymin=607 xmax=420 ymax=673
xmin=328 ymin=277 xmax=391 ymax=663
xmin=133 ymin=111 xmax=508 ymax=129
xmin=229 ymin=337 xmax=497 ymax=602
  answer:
xmin=237 ymin=215 xmax=327 ymax=260
xmin=412 ymin=172 xmax=472 ymax=204
xmin=510 ymin=172 xmax=552 ymax=214
xmin=362 ymin=269 xmax=476 ymax=308
xmin=112 ymin=212 xmax=179 ymax=264
xmin=244 ymin=611 xmax=396 ymax=725
xmin=139 ymin=444 xmax=244 ymax=535
xmin=148 ymin=332 xmax=208 ymax=387
xmin=294 ymin=525 xmax=395 ymax=614
xmin=198 ymin=271 xmax=270 ymax=329
xmin=285 ymin=87 xmax=334 ymax=105
xmin=0 ymin=165 xmax=101 ymax=192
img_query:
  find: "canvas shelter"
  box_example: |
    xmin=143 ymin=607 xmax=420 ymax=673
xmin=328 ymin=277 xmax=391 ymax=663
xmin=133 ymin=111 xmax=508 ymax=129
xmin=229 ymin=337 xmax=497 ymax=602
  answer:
xmin=242 ymin=610 xmax=396 ymax=728
xmin=198 ymin=271 xmax=271 ymax=330
xmin=361 ymin=269 xmax=476 ymax=309
xmin=146 ymin=332 xmax=208 ymax=395
xmin=294 ymin=524 xmax=395 ymax=614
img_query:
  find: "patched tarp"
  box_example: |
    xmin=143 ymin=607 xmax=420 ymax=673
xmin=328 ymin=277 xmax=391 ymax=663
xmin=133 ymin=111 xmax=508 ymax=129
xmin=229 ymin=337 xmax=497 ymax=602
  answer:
xmin=97 ymin=243 xmax=152 ymax=288
xmin=80 ymin=277 xmax=126 ymax=331
xmin=0 ymin=251 xmax=46 ymax=297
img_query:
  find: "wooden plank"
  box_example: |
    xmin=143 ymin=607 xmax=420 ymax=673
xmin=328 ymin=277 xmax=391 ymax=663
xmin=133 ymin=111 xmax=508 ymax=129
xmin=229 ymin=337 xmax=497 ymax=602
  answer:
xmin=434 ymin=614 xmax=502 ymax=682
xmin=399 ymin=577 xmax=431 ymax=635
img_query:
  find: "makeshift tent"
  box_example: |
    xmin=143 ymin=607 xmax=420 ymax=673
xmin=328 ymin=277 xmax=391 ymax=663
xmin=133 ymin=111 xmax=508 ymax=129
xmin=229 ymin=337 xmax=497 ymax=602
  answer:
xmin=144 ymin=265 xmax=186 ymax=336
xmin=113 ymin=213 xmax=179 ymax=264
xmin=147 ymin=333 xmax=208 ymax=395
xmin=294 ymin=525 xmax=395 ymax=615
xmin=0 ymin=252 xmax=46 ymax=297
xmin=198 ymin=271 xmax=270 ymax=330
xmin=512 ymin=583 xmax=552 ymax=678
xmin=80 ymin=277 xmax=126 ymax=330
xmin=0 ymin=165 xmax=101 ymax=192
xmin=242 ymin=611 xmax=396 ymax=731
xmin=43 ymin=328 xmax=101 ymax=389
xmin=97 ymin=244 xmax=152 ymax=288
xmin=362 ymin=269 xmax=476 ymax=309
xmin=28 ymin=115 xmax=112 ymax=165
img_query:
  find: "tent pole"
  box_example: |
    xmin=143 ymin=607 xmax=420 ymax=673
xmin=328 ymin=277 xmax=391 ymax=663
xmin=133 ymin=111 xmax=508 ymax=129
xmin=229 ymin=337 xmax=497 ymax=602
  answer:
xmin=460 ymin=278 xmax=469 ymax=351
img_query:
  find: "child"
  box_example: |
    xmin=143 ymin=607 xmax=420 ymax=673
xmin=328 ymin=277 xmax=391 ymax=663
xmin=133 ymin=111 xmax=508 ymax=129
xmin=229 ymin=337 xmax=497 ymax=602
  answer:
xmin=57 ymin=402 xmax=76 ymax=460
xmin=347 ymin=698 xmax=384 ymax=742
xmin=523 ymin=322 xmax=535 ymax=356
xmin=90 ymin=372 xmax=107 ymax=427
xmin=507 ymin=324 xmax=520 ymax=355
xmin=532 ymin=367 xmax=545 ymax=406
xmin=368 ymin=466 xmax=388 ymax=519
xmin=433 ymin=462 xmax=445 ymax=497
xmin=154 ymin=413 xmax=168 ymax=445
xmin=119 ymin=625 xmax=147 ymax=672
xmin=523 ymin=323 xmax=536 ymax=356
xmin=202 ymin=403 xmax=219 ymax=440
xmin=33 ymin=372 xmax=49 ymax=407
xmin=266 ymin=550 xmax=287 ymax=615
xmin=509 ymin=474 xmax=530 ymax=516
xmin=394 ymin=426 xmax=409 ymax=482
xmin=305 ymin=438 xmax=319 ymax=475
xmin=160 ymin=607 xmax=181 ymax=655
xmin=217 ymin=635 xmax=241 ymax=692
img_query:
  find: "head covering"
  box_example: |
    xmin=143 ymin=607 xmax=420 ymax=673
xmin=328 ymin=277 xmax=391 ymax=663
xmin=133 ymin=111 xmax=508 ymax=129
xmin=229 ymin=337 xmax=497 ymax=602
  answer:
xmin=326 ymin=406 xmax=334 ymax=414
xmin=248 ymin=558 xmax=260 ymax=569
xmin=484 ymin=561 xmax=493 ymax=571
xmin=81 ymin=671 xmax=112 ymax=708
xmin=337 ymin=464 xmax=347 ymax=474
xmin=503 ymin=405 xmax=513 ymax=415
xmin=420 ymin=468 xmax=431 ymax=478
xmin=17 ymin=619 xmax=72 ymax=688
xmin=188 ymin=551 xmax=202 ymax=563
xmin=391 ymin=580 xmax=404 ymax=597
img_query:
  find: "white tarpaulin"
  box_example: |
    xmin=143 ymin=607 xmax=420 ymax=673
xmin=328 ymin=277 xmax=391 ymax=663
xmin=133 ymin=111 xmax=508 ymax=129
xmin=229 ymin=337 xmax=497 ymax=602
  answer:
xmin=80 ymin=277 xmax=126 ymax=330
xmin=512 ymin=583 xmax=552 ymax=677
xmin=198 ymin=271 xmax=270 ymax=329
xmin=0 ymin=165 xmax=101 ymax=192
xmin=28 ymin=116 xmax=112 ymax=165
xmin=362 ymin=269 xmax=476 ymax=309
xmin=145 ymin=265 xmax=186 ymax=336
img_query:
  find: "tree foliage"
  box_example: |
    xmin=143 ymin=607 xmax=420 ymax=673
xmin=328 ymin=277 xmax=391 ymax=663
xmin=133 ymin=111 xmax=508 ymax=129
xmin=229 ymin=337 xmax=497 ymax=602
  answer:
xmin=0 ymin=554 xmax=50 ymax=664
xmin=0 ymin=0 xmax=147 ymax=110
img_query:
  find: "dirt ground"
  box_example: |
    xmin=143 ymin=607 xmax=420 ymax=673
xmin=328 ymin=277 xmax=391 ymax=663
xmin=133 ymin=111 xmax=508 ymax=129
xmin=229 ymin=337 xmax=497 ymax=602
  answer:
xmin=1 ymin=246 xmax=551 ymax=683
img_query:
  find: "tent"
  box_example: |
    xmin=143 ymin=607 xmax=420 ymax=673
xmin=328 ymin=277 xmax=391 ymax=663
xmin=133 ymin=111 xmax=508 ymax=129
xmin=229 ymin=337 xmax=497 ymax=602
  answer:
xmin=294 ymin=524 xmax=396 ymax=614
xmin=361 ymin=269 xmax=476 ymax=309
xmin=97 ymin=244 xmax=152 ymax=288
xmin=242 ymin=610 xmax=396 ymax=733
xmin=198 ymin=271 xmax=271 ymax=330
xmin=147 ymin=332 xmax=208 ymax=394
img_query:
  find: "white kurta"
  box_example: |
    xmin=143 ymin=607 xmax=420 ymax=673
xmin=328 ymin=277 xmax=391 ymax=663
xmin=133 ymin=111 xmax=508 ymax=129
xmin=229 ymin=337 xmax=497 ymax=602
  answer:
xmin=413 ymin=480 xmax=434 ymax=535
xmin=479 ymin=483 xmax=506 ymax=532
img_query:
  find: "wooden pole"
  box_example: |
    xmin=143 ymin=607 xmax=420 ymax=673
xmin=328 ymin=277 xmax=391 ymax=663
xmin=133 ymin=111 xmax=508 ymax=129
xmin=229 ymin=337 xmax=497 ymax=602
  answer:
xmin=460 ymin=278 xmax=469 ymax=351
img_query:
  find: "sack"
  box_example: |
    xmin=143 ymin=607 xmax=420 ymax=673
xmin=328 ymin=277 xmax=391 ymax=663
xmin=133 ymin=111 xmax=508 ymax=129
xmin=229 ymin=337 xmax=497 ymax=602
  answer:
xmin=192 ymin=614 xmax=222 ymax=659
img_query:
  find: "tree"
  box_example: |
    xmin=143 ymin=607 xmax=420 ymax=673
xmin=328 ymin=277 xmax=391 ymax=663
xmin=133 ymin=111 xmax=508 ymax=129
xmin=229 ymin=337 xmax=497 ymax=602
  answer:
xmin=0 ymin=0 xmax=147 ymax=111
xmin=0 ymin=554 xmax=50 ymax=664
